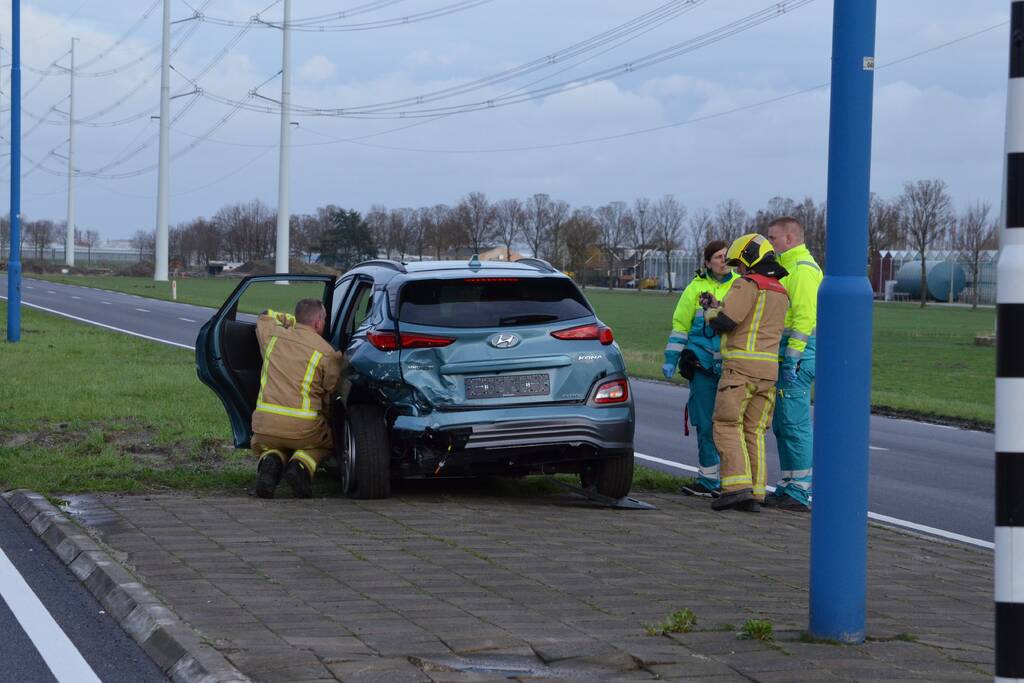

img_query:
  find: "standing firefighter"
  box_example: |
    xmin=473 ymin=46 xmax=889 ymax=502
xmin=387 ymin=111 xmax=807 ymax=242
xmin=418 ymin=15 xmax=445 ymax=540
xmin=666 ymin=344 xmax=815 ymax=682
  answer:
xmin=765 ymin=217 xmax=822 ymax=511
xmin=704 ymin=234 xmax=789 ymax=512
xmin=252 ymin=299 xmax=347 ymax=499
xmin=661 ymin=240 xmax=737 ymax=496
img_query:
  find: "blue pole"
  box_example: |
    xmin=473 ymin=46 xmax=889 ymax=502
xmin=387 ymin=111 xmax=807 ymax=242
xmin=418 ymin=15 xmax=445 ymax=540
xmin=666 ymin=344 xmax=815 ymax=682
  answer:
xmin=5 ymin=0 xmax=21 ymax=342
xmin=808 ymin=0 xmax=877 ymax=643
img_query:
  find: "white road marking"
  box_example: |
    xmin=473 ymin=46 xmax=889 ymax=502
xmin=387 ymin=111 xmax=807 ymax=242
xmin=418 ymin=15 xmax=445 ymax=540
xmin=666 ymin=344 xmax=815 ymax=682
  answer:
xmin=0 ymin=296 xmax=195 ymax=350
xmin=47 ymin=290 xmax=56 ymax=294
xmin=25 ymin=285 xmax=33 ymax=289
xmin=0 ymin=547 xmax=102 ymax=683
xmin=869 ymin=446 xmax=888 ymax=451
xmin=135 ymin=307 xmax=150 ymax=313
xmin=71 ymin=296 xmax=81 ymax=300
xmin=634 ymin=452 xmax=993 ymax=550
xmin=100 ymin=301 xmax=111 ymax=305
xmin=178 ymin=317 xmax=196 ymax=323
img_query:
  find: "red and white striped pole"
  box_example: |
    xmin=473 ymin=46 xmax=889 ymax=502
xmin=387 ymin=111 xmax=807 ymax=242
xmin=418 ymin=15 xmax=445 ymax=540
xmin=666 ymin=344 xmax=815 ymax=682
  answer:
xmin=997 ymin=4 xmax=1024 ymax=681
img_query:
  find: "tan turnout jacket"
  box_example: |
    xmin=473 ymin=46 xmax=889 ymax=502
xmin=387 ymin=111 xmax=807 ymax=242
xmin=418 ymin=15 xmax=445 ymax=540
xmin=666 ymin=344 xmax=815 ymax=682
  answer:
xmin=252 ymin=311 xmax=347 ymax=443
xmin=714 ymin=275 xmax=789 ymax=381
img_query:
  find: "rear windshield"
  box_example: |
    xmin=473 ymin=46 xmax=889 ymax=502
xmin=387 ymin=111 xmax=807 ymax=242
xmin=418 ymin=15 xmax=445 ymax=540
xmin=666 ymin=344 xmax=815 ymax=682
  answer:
xmin=399 ymin=277 xmax=592 ymax=328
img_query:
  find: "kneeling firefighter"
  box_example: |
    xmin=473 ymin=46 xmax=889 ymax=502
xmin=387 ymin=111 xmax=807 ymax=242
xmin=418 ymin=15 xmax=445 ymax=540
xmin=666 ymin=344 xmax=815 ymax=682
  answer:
xmin=661 ymin=240 xmax=737 ymax=497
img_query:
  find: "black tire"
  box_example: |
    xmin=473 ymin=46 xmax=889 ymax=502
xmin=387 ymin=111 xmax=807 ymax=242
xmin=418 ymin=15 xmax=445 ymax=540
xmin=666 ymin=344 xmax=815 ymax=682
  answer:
xmin=343 ymin=403 xmax=391 ymax=499
xmin=591 ymin=451 xmax=634 ymax=499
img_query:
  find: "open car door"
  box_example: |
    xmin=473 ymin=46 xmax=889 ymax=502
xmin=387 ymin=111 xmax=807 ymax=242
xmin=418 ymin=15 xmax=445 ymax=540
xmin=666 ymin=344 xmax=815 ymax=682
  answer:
xmin=195 ymin=274 xmax=336 ymax=448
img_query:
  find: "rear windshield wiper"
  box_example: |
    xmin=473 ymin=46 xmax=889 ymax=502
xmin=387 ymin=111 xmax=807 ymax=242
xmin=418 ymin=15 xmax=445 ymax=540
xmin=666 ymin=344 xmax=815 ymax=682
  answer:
xmin=498 ymin=314 xmax=559 ymax=326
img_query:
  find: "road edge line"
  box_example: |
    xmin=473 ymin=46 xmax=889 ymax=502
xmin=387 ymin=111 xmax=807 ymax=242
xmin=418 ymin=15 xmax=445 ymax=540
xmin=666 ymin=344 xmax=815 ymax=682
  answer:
xmin=1 ymin=490 xmax=250 ymax=683
xmin=0 ymin=296 xmax=196 ymax=350
xmin=634 ymin=452 xmax=994 ymax=550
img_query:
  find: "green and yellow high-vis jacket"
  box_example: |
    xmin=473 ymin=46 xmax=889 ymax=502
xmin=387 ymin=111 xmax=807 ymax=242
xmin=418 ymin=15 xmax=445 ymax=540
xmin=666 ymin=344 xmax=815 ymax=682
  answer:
xmin=776 ymin=244 xmax=822 ymax=365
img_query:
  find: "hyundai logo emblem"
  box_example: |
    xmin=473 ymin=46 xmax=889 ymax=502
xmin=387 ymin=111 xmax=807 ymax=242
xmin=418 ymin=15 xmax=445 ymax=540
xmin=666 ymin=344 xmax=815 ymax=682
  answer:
xmin=489 ymin=333 xmax=521 ymax=349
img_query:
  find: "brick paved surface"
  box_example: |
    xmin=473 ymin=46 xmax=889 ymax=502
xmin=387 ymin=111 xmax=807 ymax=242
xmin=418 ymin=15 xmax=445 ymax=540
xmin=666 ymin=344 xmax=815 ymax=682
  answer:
xmin=65 ymin=486 xmax=993 ymax=682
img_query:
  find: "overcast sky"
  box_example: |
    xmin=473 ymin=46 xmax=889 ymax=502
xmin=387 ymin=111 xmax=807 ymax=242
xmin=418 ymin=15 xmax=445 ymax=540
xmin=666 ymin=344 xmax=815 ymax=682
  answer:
xmin=0 ymin=0 xmax=1010 ymax=239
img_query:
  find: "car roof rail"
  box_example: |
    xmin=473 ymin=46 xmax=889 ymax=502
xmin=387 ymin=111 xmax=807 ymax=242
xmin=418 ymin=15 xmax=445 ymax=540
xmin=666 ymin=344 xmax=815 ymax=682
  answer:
xmin=514 ymin=257 xmax=556 ymax=273
xmin=352 ymin=259 xmax=407 ymax=273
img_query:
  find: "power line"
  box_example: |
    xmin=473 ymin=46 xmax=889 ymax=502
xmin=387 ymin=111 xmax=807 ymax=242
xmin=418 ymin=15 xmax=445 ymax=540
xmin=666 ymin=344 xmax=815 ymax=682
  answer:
xmin=75 ymin=0 xmax=162 ymax=70
xmin=205 ymin=0 xmax=811 ymax=120
xmin=271 ymin=20 xmax=1006 ymax=157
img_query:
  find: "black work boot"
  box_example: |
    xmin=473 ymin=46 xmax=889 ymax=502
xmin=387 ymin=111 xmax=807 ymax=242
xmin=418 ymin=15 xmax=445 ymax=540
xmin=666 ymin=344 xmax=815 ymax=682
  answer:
xmin=680 ymin=481 xmax=721 ymax=498
xmin=711 ymin=489 xmax=754 ymax=511
xmin=255 ymin=452 xmax=284 ymax=499
xmin=739 ymin=499 xmax=761 ymax=513
xmin=765 ymin=493 xmax=811 ymax=512
xmin=284 ymin=460 xmax=313 ymax=499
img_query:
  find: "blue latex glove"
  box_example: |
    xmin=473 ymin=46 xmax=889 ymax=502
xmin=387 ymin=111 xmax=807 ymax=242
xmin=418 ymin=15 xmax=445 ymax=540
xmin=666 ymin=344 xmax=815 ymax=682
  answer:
xmin=780 ymin=363 xmax=798 ymax=385
xmin=662 ymin=362 xmax=677 ymax=379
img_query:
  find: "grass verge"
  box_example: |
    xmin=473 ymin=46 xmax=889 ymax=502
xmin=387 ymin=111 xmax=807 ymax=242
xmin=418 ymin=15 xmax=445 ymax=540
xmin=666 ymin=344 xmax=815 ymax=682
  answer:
xmin=27 ymin=275 xmax=995 ymax=426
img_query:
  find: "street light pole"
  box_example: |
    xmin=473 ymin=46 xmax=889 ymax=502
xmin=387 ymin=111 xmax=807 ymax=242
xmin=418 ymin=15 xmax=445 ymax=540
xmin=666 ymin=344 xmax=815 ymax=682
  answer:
xmin=153 ymin=0 xmax=171 ymax=281
xmin=808 ymin=0 xmax=877 ymax=643
xmin=6 ymin=0 xmax=22 ymax=342
xmin=65 ymin=37 xmax=76 ymax=267
xmin=274 ymin=0 xmax=292 ymax=275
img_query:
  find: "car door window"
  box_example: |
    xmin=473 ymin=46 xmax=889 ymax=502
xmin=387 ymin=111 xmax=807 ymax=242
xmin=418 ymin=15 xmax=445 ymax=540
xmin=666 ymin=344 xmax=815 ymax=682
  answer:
xmin=340 ymin=281 xmax=374 ymax=344
xmin=330 ymin=277 xmax=354 ymax=333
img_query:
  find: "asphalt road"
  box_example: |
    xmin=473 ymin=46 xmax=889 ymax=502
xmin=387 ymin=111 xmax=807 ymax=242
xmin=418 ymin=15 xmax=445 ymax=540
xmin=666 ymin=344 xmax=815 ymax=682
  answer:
xmin=0 ymin=498 xmax=167 ymax=682
xmin=1 ymin=276 xmax=996 ymax=543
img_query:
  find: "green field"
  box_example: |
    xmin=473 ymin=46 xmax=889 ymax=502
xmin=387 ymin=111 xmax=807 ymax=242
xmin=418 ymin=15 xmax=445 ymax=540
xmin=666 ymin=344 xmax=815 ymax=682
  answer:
xmin=0 ymin=302 xmax=687 ymax=494
xmin=27 ymin=274 xmax=997 ymax=426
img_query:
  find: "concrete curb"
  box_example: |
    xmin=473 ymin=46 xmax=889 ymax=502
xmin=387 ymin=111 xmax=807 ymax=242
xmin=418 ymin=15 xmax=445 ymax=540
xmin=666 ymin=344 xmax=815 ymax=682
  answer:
xmin=2 ymin=489 xmax=250 ymax=683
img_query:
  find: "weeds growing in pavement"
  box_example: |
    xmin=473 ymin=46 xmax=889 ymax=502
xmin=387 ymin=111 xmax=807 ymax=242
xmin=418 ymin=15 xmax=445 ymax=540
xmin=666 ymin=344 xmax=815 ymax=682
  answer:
xmin=739 ymin=619 xmax=774 ymax=641
xmin=643 ymin=608 xmax=697 ymax=636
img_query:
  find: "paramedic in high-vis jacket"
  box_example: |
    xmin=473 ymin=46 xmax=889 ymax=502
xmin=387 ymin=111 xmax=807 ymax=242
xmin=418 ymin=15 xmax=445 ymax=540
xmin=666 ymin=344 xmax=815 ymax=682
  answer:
xmin=764 ymin=217 xmax=822 ymax=512
xmin=661 ymin=240 xmax=737 ymax=497
xmin=252 ymin=299 xmax=347 ymax=499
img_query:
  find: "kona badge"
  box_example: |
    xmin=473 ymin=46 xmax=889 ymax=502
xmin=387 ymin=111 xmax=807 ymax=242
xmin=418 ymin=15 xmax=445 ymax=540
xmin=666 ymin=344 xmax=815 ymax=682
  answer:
xmin=488 ymin=333 xmax=521 ymax=349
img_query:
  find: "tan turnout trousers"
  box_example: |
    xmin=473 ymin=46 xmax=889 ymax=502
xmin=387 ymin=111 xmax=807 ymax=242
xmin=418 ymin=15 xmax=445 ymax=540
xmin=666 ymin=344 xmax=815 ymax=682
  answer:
xmin=712 ymin=369 xmax=777 ymax=501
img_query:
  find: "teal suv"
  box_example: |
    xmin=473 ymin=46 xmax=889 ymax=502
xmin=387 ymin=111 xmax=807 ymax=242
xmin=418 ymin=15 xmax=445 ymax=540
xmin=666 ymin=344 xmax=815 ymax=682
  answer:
xmin=196 ymin=258 xmax=635 ymax=499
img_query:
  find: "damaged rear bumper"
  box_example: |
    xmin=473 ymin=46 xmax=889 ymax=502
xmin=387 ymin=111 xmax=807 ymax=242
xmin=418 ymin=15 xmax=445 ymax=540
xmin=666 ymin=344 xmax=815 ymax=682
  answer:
xmin=392 ymin=404 xmax=634 ymax=468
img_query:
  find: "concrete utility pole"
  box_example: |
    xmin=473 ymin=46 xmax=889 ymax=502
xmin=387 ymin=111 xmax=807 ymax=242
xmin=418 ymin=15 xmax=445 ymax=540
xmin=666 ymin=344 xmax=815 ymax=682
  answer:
xmin=153 ymin=0 xmax=171 ymax=281
xmin=996 ymin=4 xmax=1024 ymax=679
xmin=6 ymin=0 xmax=22 ymax=342
xmin=808 ymin=0 xmax=876 ymax=643
xmin=275 ymin=0 xmax=292 ymax=275
xmin=65 ymin=37 xmax=76 ymax=267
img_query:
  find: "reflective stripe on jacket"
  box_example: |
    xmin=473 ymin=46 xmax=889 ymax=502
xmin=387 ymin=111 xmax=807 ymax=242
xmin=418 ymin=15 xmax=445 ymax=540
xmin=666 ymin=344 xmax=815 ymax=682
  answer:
xmin=776 ymin=244 xmax=822 ymax=363
xmin=252 ymin=311 xmax=347 ymax=442
xmin=667 ymin=270 xmax=737 ymax=370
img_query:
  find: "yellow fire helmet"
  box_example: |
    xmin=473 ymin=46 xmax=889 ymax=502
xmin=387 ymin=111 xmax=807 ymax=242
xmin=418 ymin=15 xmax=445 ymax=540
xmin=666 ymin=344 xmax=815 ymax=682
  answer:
xmin=725 ymin=233 xmax=775 ymax=270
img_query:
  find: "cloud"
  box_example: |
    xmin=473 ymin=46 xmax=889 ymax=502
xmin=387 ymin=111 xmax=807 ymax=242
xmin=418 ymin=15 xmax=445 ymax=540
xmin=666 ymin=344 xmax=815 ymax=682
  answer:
xmin=297 ymin=55 xmax=335 ymax=83
xmin=406 ymin=48 xmax=458 ymax=68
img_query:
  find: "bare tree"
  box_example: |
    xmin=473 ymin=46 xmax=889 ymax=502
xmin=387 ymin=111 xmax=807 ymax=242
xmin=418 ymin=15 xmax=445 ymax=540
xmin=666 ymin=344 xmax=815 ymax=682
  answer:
xmin=494 ymin=198 xmax=526 ymax=261
xmin=630 ymin=197 xmax=654 ymax=288
xmin=686 ymin=206 xmax=713 ymax=254
xmin=130 ymin=228 xmax=155 ymax=262
xmin=791 ymin=197 xmax=826 ymax=265
xmin=24 ymin=219 xmax=56 ymax=260
xmin=364 ymin=205 xmax=389 ymax=258
xmin=540 ymin=199 xmax=570 ymax=267
xmin=713 ymin=199 xmax=748 ymax=243
xmin=83 ymin=229 xmax=101 ymax=264
xmin=457 ymin=191 xmax=496 ymax=255
xmin=386 ymin=208 xmax=413 ymax=260
xmin=899 ymin=179 xmax=955 ymax=307
xmin=954 ymin=201 xmax=996 ymax=309
xmin=562 ymin=207 xmax=598 ymax=286
xmin=867 ymin=192 xmax=900 ymax=282
xmin=594 ymin=201 xmax=630 ymax=289
xmin=523 ymin=193 xmax=554 ymax=259
xmin=654 ymin=195 xmax=686 ymax=292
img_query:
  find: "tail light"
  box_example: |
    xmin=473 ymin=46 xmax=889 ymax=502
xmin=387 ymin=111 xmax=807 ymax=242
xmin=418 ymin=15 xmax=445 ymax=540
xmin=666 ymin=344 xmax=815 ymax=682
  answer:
xmin=594 ymin=379 xmax=629 ymax=404
xmin=550 ymin=323 xmax=614 ymax=345
xmin=367 ymin=330 xmax=455 ymax=351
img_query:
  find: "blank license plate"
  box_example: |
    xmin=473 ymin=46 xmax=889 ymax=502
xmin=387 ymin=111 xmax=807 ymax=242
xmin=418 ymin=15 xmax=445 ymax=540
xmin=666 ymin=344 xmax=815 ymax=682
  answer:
xmin=465 ymin=373 xmax=550 ymax=399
